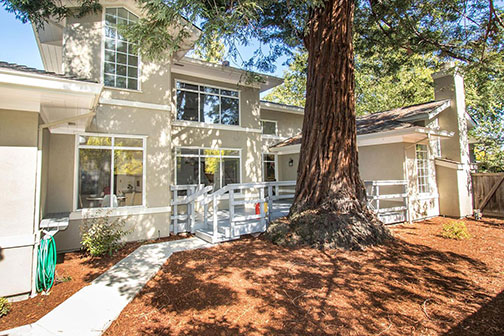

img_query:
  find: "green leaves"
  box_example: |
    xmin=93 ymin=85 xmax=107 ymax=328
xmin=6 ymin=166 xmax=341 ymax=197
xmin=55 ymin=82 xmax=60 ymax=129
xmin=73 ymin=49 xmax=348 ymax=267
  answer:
xmin=1 ymin=0 xmax=101 ymax=28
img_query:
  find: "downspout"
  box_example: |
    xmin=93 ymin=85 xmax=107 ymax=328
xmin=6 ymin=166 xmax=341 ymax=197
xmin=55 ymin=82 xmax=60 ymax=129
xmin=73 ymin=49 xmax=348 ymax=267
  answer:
xmin=30 ymin=110 xmax=97 ymax=297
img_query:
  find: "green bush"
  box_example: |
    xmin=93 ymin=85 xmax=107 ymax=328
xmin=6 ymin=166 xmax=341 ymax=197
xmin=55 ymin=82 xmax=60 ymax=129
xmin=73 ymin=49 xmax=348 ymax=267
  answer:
xmin=0 ymin=297 xmax=11 ymax=317
xmin=80 ymin=211 xmax=131 ymax=256
xmin=442 ymin=221 xmax=471 ymax=240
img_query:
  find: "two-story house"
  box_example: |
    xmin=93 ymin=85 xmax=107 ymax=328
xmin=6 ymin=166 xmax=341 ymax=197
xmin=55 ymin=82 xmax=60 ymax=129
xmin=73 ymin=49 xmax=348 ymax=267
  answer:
xmin=0 ymin=0 xmax=474 ymax=300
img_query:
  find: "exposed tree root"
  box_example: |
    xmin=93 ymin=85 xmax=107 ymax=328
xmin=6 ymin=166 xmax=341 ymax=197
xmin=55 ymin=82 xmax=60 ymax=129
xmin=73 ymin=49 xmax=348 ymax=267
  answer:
xmin=266 ymin=200 xmax=392 ymax=251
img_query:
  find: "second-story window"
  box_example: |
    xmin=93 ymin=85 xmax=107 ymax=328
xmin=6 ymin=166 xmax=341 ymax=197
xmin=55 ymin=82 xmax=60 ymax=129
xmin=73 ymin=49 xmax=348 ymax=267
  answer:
xmin=104 ymin=8 xmax=139 ymax=90
xmin=261 ymin=120 xmax=277 ymax=136
xmin=176 ymin=81 xmax=240 ymax=126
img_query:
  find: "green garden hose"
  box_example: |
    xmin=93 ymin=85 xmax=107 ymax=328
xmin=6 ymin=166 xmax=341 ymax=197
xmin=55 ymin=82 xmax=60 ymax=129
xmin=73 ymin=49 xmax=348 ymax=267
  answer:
xmin=36 ymin=235 xmax=57 ymax=292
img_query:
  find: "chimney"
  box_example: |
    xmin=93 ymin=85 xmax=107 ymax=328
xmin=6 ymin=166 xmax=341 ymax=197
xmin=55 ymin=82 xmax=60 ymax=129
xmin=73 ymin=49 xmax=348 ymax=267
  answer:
xmin=431 ymin=65 xmax=473 ymax=218
xmin=432 ymin=65 xmax=470 ymax=164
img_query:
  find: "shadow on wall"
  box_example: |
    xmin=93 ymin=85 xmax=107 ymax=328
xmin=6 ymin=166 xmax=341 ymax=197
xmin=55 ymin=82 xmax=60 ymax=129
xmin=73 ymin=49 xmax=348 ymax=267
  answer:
xmin=105 ymin=235 xmax=499 ymax=335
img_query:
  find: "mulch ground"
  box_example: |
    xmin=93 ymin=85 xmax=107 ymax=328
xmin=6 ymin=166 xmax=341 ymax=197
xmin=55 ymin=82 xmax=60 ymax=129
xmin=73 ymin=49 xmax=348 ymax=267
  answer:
xmin=0 ymin=235 xmax=187 ymax=332
xmin=104 ymin=217 xmax=504 ymax=336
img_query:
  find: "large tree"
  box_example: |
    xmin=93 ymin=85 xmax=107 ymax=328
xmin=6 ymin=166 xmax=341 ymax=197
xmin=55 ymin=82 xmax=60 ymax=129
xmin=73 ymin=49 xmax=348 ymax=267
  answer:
xmin=5 ymin=0 xmax=503 ymax=249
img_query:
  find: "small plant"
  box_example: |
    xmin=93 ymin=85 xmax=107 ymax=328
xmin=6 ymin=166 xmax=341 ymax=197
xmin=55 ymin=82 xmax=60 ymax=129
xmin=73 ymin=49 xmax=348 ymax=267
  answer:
xmin=442 ymin=221 xmax=471 ymax=240
xmin=0 ymin=297 xmax=11 ymax=317
xmin=55 ymin=275 xmax=72 ymax=284
xmin=81 ymin=211 xmax=131 ymax=256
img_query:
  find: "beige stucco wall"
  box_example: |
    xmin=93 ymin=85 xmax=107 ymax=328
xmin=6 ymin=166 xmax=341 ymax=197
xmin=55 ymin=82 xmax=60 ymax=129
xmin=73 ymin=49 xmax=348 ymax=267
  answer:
xmin=278 ymin=154 xmax=299 ymax=181
xmin=48 ymin=103 xmax=173 ymax=251
xmin=46 ymin=134 xmax=75 ymax=214
xmin=64 ymin=7 xmax=172 ymax=105
xmin=0 ymin=109 xmax=38 ymax=297
xmin=260 ymin=109 xmax=303 ymax=138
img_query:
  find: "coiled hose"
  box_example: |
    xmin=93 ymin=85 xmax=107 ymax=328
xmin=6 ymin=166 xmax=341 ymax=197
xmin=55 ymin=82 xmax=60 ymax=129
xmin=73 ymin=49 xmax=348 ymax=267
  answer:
xmin=36 ymin=235 xmax=57 ymax=292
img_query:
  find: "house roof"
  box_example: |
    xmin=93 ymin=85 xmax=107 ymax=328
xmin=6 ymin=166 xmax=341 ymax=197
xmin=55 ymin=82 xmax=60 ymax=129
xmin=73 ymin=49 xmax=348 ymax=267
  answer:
xmin=270 ymin=99 xmax=451 ymax=149
xmin=0 ymin=61 xmax=97 ymax=83
xmin=260 ymin=100 xmax=305 ymax=114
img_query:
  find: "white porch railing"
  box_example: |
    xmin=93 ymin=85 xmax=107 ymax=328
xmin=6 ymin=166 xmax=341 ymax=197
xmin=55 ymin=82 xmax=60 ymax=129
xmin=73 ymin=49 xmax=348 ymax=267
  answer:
xmin=171 ymin=181 xmax=296 ymax=243
xmin=171 ymin=180 xmax=409 ymax=243
xmin=364 ymin=180 xmax=410 ymax=224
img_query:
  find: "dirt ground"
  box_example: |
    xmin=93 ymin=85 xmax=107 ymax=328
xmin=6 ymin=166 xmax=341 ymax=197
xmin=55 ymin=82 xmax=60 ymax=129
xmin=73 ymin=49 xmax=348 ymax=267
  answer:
xmin=0 ymin=235 xmax=186 ymax=332
xmin=104 ymin=217 xmax=504 ymax=336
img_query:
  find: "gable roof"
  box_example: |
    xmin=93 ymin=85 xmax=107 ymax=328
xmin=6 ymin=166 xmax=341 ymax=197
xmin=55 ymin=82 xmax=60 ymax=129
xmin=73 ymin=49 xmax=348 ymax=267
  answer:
xmin=0 ymin=61 xmax=97 ymax=83
xmin=270 ymin=99 xmax=451 ymax=149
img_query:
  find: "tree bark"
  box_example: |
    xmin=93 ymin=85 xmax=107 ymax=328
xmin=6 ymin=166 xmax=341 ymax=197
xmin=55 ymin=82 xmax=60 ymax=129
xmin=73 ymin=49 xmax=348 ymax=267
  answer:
xmin=267 ymin=0 xmax=391 ymax=250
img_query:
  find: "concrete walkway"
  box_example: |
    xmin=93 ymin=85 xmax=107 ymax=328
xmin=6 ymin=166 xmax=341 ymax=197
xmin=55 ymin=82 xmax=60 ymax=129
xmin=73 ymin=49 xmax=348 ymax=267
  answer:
xmin=2 ymin=237 xmax=213 ymax=336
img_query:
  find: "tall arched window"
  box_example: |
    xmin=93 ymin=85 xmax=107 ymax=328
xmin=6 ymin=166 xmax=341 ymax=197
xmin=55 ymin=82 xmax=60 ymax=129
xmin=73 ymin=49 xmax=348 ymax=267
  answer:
xmin=104 ymin=7 xmax=139 ymax=90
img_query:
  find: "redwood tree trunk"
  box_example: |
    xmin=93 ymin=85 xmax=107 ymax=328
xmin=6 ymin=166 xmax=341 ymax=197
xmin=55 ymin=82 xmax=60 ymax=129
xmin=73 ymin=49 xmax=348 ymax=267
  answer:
xmin=268 ymin=0 xmax=391 ymax=250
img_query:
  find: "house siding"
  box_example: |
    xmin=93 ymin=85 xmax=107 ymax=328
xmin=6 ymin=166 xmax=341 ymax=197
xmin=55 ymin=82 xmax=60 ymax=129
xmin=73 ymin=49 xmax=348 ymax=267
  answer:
xmin=0 ymin=109 xmax=38 ymax=297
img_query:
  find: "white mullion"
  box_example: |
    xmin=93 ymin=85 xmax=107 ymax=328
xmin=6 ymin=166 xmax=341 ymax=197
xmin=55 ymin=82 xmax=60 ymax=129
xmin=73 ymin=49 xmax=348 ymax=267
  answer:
xmin=142 ymin=138 xmax=146 ymax=206
xmin=110 ymin=137 xmax=115 ymax=207
xmin=220 ymin=152 xmax=223 ymax=189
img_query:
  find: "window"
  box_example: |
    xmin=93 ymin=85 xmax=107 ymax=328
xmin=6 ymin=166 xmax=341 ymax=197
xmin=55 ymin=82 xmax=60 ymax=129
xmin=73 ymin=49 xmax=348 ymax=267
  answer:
xmin=104 ymin=8 xmax=139 ymax=90
xmin=77 ymin=135 xmax=145 ymax=209
xmin=175 ymin=148 xmax=240 ymax=190
xmin=176 ymin=82 xmax=239 ymax=125
xmin=416 ymin=144 xmax=430 ymax=194
xmin=261 ymin=120 xmax=277 ymax=136
xmin=263 ymin=154 xmax=276 ymax=182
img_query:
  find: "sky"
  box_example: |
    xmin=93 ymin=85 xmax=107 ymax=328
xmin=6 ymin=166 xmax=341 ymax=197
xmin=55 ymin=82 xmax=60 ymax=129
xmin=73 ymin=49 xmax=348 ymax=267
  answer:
xmin=0 ymin=7 xmax=289 ymax=78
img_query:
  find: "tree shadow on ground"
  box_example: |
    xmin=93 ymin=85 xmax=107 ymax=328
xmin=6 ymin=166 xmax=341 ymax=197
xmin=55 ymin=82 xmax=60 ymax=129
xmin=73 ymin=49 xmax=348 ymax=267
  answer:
xmin=443 ymin=289 xmax=504 ymax=336
xmin=103 ymin=227 xmax=503 ymax=336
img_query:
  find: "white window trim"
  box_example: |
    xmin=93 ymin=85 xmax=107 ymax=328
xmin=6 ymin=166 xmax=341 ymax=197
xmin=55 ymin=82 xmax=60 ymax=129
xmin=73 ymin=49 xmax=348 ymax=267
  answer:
xmin=175 ymin=79 xmax=241 ymax=127
xmin=101 ymin=6 xmax=142 ymax=92
xmin=174 ymin=146 xmax=242 ymax=190
xmin=73 ymin=133 xmax=147 ymax=211
xmin=261 ymin=119 xmax=278 ymax=136
xmin=415 ymin=144 xmax=430 ymax=195
xmin=262 ymin=152 xmax=278 ymax=182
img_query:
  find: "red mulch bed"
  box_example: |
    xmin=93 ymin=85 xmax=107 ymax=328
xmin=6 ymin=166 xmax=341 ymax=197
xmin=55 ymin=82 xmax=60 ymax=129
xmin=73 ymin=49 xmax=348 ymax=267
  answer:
xmin=104 ymin=217 xmax=504 ymax=336
xmin=0 ymin=235 xmax=187 ymax=332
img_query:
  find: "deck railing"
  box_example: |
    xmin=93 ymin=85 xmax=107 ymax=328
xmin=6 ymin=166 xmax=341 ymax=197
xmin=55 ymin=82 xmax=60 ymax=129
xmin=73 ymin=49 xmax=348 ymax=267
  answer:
xmin=364 ymin=180 xmax=410 ymax=224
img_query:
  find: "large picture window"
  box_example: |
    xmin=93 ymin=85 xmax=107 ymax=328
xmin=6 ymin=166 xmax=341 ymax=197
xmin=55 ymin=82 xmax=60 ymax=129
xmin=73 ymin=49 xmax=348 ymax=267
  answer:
xmin=77 ymin=135 xmax=145 ymax=209
xmin=176 ymin=81 xmax=240 ymax=125
xmin=104 ymin=7 xmax=139 ymax=90
xmin=415 ymin=144 xmax=430 ymax=194
xmin=175 ymin=148 xmax=241 ymax=190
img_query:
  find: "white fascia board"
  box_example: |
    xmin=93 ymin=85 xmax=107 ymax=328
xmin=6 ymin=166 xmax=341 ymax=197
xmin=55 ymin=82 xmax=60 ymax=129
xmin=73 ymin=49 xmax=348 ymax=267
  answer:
xmin=260 ymin=101 xmax=304 ymax=115
xmin=271 ymin=126 xmax=455 ymax=153
xmin=99 ymin=97 xmax=172 ymax=112
xmin=270 ymin=144 xmax=301 ymax=154
xmin=435 ymin=158 xmax=468 ymax=170
xmin=0 ymin=69 xmax=103 ymax=96
xmin=428 ymin=100 xmax=451 ymax=119
xmin=174 ymin=57 xmax=284 ymax=91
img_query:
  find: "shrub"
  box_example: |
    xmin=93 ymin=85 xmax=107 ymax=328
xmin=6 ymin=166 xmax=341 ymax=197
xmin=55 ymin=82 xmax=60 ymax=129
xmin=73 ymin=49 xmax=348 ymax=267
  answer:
xmin=442 ymin=221 xmax=471 ymax=240
xmin=0 ymin=297 xmax=11 ymax=317
xmin=80 ymin=211 xmax=131 ymax=256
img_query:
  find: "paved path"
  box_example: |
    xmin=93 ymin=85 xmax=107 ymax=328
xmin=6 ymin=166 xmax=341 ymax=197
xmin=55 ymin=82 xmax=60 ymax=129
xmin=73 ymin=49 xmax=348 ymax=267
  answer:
xmin=2 ymin=237 xmax=213 ymax=336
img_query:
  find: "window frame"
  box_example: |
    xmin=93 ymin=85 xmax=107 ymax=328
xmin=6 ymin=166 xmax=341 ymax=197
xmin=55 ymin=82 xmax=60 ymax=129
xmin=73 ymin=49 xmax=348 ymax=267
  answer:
xmin=415 ymin=144 xmax=430 ymax=194
xmin=262 ymin=153 xmax=278 ymax=182
xmin=175 ymin=80 xmax=241 ymax=126
xmin=174 ymin=146 xmax=242 ymax=189
xmin=101 ymin=6 xmax=141 ymax=92
xmin=261 ymin=119 xmax=278 ymax=136
xmin=74 ymin=133 xmax=147 ymax=210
